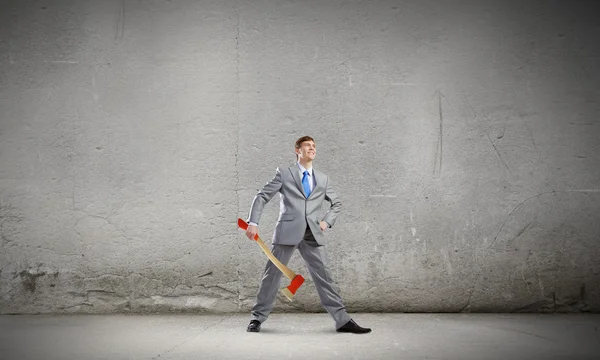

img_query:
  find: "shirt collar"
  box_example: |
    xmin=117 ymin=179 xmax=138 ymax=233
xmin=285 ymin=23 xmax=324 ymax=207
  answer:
xmin=297 ymin=162 xmax=313 ymax=175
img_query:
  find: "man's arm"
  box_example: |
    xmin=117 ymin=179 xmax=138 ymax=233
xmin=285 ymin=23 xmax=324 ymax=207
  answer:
xmin=321 ymin=176 xmax=342 ymax=228
xmin=245 ymin=167 xmax=283 ymax=238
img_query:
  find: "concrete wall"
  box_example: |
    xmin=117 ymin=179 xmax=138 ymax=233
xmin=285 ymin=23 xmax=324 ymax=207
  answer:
xmin=1 ymin=0 xmax=599 ymax=314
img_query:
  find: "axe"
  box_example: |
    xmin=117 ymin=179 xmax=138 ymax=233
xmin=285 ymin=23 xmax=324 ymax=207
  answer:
xmin=237 ymin=218 xmax=305 ymax=301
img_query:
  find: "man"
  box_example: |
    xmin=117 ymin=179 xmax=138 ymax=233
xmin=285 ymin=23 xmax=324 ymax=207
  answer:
xmin=244 ymin=136 xmax=371 ymax=334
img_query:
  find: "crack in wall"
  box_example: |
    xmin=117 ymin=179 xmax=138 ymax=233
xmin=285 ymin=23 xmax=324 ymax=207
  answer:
xmin=115 ymin=0 xmax=125 ymax=42
xmin=489 ymin=190 xmax=566 ymax=250
xmin=433 ymin=90 xmax=444 ymax=176
xmin=233 ymin=3 xmax=243 ymax=311
xmin=463 ymin=190 xmax=600 ymax=312
xmin=463 ymin=91 xmax=513 ymax=176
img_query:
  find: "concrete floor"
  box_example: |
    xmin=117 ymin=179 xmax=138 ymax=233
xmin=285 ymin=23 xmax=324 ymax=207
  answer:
xmin=0 ymin=313 xmax=599 ymax=360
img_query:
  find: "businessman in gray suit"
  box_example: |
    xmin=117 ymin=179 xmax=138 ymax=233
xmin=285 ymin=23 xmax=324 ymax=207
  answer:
xmin=244 ymin=136 xmax=371 ymax=334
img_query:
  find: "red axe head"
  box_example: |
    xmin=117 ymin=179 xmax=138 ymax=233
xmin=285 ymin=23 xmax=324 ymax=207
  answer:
xmin=280 ymin=275 xmax=305 ymax=301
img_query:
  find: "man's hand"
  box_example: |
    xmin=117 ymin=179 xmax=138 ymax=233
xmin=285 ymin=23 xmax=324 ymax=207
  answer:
xmin=319 ymin=221 xmax=328 ymax=232
xmin=246 ymin=224 xmax=258 ymax=240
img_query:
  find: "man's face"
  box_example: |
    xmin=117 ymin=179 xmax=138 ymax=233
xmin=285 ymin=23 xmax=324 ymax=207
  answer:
xmin=296 ymin=140 xmax=316 ymax=161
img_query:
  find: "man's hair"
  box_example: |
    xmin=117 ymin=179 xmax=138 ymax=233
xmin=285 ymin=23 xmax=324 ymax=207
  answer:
xmin=295 ymin=136 xmax=315 ymax=149
xmin=295 ymin=136 xmax=315 ymax=159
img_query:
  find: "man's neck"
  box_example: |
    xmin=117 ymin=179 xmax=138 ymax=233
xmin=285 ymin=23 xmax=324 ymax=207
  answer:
xmin=298 ymin=159 xmax=313 ymax=170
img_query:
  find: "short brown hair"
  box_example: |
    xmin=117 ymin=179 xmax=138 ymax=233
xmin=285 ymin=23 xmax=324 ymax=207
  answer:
xmin=295 ymin=136 xmax=315 ymax=159
xmin=295 ymin=136 xmax=315 ymax=150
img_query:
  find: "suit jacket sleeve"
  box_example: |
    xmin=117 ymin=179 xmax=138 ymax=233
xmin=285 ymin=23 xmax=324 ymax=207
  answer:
xmin=247 ymin=167 xmax=283 ymax=225
xmin=322 ymin=176 xmax=342 ymax=227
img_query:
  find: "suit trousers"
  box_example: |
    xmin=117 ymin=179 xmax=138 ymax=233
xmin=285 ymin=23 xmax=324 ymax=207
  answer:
xmin=250 ymin=225 xmax=352 ymax=329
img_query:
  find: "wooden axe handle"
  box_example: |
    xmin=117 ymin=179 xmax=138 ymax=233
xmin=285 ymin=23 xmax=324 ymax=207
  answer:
xmin=237 ymin=218 xmax=296 ymax=280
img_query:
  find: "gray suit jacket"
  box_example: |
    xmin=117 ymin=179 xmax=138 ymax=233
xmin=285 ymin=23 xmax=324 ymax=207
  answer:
xmin=247 ymin=164 xmax=342 ymax=246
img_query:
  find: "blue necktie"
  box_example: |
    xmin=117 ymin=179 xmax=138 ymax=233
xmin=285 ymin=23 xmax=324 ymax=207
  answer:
xmin=302 ymin=170 xmax=311 ymax=197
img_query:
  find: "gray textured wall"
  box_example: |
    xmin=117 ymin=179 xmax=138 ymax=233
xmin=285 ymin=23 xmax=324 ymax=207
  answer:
xmin=1 ymin=0 xmax=599 ymax=314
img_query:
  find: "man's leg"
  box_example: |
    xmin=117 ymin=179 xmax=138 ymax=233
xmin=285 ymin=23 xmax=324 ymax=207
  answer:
xmin=297 ymin=228 xmax=351 ymax=329
xmin=250 ymin=244 xmax=296 ymax=323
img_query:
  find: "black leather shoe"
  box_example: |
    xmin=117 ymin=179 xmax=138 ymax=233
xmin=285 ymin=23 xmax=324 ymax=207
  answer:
xmin=336 ymin=319 xmax=371 ymax=334
xmin=247 ymin=320 xmax=261 ymax=332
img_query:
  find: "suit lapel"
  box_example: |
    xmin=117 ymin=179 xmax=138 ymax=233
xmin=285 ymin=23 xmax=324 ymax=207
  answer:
xmin=310 ymin=169 xmax=323 ymax=199
xmin=289 ymin=166 xmax=306 ymax=198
